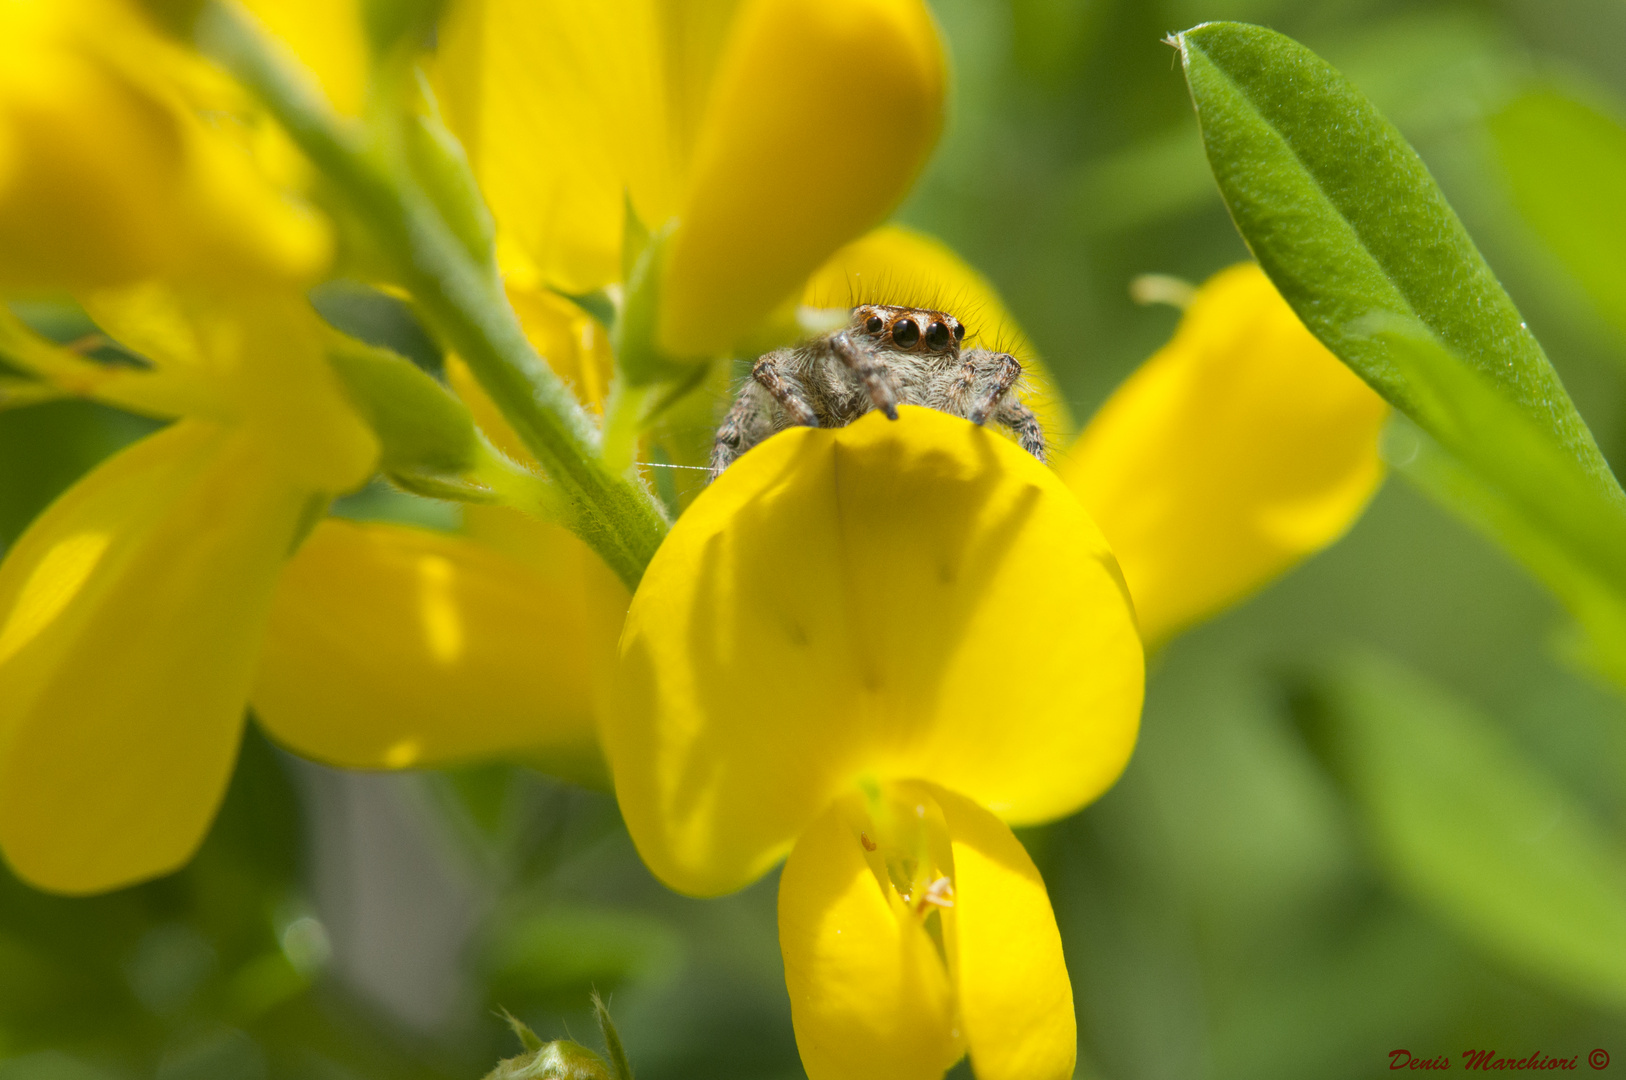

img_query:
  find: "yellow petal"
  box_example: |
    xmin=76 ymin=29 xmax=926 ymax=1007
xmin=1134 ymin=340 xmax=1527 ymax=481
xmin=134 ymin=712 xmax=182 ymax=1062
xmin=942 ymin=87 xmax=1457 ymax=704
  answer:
xmin=0 ymin=0 xmax=329 ymax=290
xmin=607 ymin=406 xmax=1143 ymax=895
xmin=503 ymin=282 xmax=617 ymax=414
xmin=252 ymin=520 xmax=614 ymax=785
xmin=1060 ymin=263 xmax=1389 ymax=645
xmin=657 ymin=0 xmax=946 ymax=356
xmin=929 ymin=784 xmax=1075 ymax=1080
xmin=234 ymin=0 xmax=368 ymax=118
xmin=778 ymin=796 xmax=959 ymax=1080
xmin=804 ymin=224 xmax=1075 ymax=440
xmin=434 ymin=0 xmax=674 ymax=294
xmin=0 ymin=421 xmax=311 ymax=894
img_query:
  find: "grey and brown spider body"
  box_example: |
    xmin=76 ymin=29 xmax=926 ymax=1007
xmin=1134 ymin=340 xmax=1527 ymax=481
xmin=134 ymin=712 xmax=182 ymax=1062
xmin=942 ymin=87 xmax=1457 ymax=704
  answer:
xmin=710 ymin=304 xmax=1045 ymax=480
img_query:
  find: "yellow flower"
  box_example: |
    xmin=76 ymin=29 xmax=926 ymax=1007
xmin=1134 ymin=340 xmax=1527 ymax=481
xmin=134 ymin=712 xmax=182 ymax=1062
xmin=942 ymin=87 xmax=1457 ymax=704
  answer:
xmin=1062 ymin=263 xmax=1390 ymax=645
xmin=433 ymin=0 xmax=946 ymax=357
xmin=602 ymin=248 xmax=1387 ymax=1079
xmin=0 ymin=0 xmax=330 ymax=291
xmin=0 ymin=286 xmax=375 ymax=894
xmin=604 ymin=406 xmax=1144 ymax=1080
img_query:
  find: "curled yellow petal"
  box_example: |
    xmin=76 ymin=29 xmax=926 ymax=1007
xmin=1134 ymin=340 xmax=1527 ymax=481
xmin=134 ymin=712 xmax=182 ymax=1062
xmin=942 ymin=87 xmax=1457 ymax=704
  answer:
xmin=607 ymin=406 xmax=1143 ymax=896
xmin=929 ymin=783 xmax=1075 ymax=1080
xmin=778 ymin=796 xmax=959 ymax=1080
xmin=253 ymin=520 xmax=617 ymax=785
xmin=0 ymin=421 xmax=310 ymax=894
xmin=804 ymin=224 xmax=1075 ymax=441
xmin=0 ymin=0 xmax=330 ymax=290
xmin=435 ymin=0 xmax=673 ymax=293
xmin=657 ymin=0 xmax=946 ymax=355
xmin=1061 ymin=263 xmax=1388 ymax=645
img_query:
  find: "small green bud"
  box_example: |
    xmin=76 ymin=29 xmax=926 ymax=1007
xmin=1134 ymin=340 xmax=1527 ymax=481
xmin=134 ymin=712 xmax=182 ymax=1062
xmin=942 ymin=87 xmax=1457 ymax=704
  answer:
xmin=482 ymin=1011 xmax=616 ymax=1080
xmin=482 ymin=1040 xmax=615 ymax=1080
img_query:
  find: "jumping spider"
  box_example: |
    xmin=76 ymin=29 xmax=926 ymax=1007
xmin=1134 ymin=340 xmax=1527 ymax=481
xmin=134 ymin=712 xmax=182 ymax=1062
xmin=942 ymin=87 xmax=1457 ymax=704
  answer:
xmin=710 ymin=304 xmax=1045 ymax=480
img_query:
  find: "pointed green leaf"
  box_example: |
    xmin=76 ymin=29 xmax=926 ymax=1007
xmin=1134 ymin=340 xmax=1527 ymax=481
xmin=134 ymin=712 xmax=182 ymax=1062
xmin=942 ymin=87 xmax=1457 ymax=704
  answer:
xmin=1304 ymin=651 xmax=1626 ymax=1011
xmin=1172 ymin=22 xmax=1617 ymax=497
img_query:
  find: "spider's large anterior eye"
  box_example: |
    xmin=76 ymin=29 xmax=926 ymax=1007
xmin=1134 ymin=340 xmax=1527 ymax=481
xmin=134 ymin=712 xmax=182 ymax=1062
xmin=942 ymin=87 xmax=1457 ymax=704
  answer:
xmin=926 ymin=321 xmax=951 ymax=349
xmin=891 ymin=318 xmax=920 ymax=348
xmin=865 ymin=315 xmax=884 ymax=334
xmin=954 ymin=323 xmax=966 ymax=343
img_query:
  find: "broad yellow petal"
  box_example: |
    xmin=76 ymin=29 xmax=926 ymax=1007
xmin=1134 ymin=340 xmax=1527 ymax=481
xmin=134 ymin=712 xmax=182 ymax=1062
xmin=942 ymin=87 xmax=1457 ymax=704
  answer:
xmin=607 ymin=406 xmax=1143 ymax=895
xmin=804 ymin=224 xmax=1075 ymax=440
xmin=1061 ymin=264 xmax=1388 ymax=645
xmin=657 ymin=0 xmax=946 ymax=355
xmin=253 ymin=520 xmax=614 ymax=785
xmin=234 ymin=0 xmax=367 ymax=118
xmin=0 ymin=0 xmax=328 ymax=290
xmin=0 ymin=421 xmax=310 ymax=894
xmin=435 ymin=0 xmax=673 ymax=293
xmin=929 ymin=784 xmax=1075 ymax=1080
xmin=779 ymin=796 xmax=959 ymax=1080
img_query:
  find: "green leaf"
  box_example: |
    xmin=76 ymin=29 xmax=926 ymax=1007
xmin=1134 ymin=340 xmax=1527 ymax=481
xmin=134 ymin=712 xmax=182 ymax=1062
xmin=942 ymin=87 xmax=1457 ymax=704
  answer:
xmin=1301 ymin=651 xmax=1626 ymax=1011
xmin=1491 ymin=89 xmax=1626 ymax=345
xmin=1172 ymin=22 xmax=1617 ymax=497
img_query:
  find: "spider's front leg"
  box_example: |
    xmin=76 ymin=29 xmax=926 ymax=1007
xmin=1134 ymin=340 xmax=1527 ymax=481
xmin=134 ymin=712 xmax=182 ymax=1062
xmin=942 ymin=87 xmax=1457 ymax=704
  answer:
xmin=955 ymin=351 xmax=1023 ymax=425
xmin=830 ymin=331 xmax=900 ymax=420
xmin=752 ymin=354 xmax=819 ymax=427
xmin=994 ymin=397 xmax=1047 ymax=464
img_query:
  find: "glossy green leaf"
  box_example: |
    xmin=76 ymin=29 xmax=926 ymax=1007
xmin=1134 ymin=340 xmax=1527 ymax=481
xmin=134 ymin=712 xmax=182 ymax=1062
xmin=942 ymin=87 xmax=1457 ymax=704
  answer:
xmin=1303 ymin=651 xmax=1626 ymax=1011
xmin=1172 ymin=22 xmax=1617 ymax=497
xmin=1491 ymin=89 xmax=1626 ymax=345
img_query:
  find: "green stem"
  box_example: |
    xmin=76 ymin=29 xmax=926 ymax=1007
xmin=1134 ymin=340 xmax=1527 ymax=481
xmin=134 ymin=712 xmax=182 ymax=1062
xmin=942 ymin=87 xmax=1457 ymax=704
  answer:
xmin=196 ymin=2 xmax=667 ymax=590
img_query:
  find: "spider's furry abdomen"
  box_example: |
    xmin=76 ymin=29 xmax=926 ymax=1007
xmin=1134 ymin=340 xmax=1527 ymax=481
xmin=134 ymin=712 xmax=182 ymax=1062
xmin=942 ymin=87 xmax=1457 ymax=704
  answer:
xmin=710 ymin=304 xmax=1046 ymax=481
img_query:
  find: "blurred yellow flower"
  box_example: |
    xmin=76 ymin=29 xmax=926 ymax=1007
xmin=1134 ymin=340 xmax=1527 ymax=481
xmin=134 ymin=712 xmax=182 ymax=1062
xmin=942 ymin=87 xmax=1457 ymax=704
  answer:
xmin=433 ymin=0 xmax=946 ymax=357
xmin=1063 ymin=263 xmax=1390 ymax=644
xmin=0 ymin=286 xmax=375 ymax=894
xmin=604 ymin=406 xmax=1144 ymax=1080
xmin=0 ymin=0 xmax=330 ymax=291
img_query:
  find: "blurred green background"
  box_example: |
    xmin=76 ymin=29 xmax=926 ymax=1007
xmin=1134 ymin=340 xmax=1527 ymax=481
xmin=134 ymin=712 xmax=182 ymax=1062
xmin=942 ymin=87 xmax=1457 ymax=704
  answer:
xmin=6 ymin=0 xmax=1626 ymax=1077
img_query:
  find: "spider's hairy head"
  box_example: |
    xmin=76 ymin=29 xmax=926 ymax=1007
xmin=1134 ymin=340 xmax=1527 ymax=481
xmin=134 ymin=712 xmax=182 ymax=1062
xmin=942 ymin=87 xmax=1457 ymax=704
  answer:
xmin=851 ymin=304 xmax=966 ymax=357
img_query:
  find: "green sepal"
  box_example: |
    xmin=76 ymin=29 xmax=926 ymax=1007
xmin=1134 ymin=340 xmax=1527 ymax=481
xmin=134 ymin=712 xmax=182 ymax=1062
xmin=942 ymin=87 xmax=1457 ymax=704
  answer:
xmin=406 ymin=72 xmax=496 ymax=268
xmin=613 ymin=220 xmax=694 ymax=386
xmin=326 ymin=333 xmax=480 ymax=476
xmin=364 ymin=0 xmax=445 ymax=60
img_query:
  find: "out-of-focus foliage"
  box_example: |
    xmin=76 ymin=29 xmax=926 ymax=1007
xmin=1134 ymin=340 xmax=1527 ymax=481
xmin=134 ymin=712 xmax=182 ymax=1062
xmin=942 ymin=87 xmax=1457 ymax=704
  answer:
xmin=6 ymin=0 xmax=1626 ymax=1077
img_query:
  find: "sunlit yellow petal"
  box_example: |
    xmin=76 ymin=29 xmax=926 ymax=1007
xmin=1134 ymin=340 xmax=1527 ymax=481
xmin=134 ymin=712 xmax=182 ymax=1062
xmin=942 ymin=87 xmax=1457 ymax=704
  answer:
xmin=234 ymin=0 xmax=367 ymax=117
xmin=0 ymin=421 xmax=310 ymax=894
xmin=804 ymin=224 xmax=1075 ymax=440
xmin=779 ymin=797 xmax=959 ymax=1080
xmin=435 ymin=0 xmax=674 ymax=293
xmin=1061 ymin=263 xmax=1388 ymax=644
xmin=252 ymin=520 xmax=612 ymax=785
xmin=928 ymin=784 xmax=1075 ymax=1080
xmin=607 ymin=406 xmax=1143 ymax=895
xmin=657 ymin=0 xmax=946 ymax=356
xmin=0 ymin=0 xmax=329 ymax=289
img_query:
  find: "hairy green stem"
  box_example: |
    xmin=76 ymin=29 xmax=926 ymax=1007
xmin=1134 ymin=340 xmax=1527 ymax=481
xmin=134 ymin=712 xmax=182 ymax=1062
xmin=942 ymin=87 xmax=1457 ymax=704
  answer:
xmin=197 ymin=2 xmax=667 ymax=589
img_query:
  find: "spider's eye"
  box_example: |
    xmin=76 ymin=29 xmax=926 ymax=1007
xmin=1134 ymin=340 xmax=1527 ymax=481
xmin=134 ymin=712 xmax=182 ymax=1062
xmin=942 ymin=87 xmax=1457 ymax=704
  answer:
xmin=954 ymin=323 xmax=966 ymax=342
xmin=925 ymin=321 xmax=951 ymax=349
xmin=891 ymin=318 xmax=920 ymax=348
xmin=865 ymin=315 xmax=884 ymax=334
